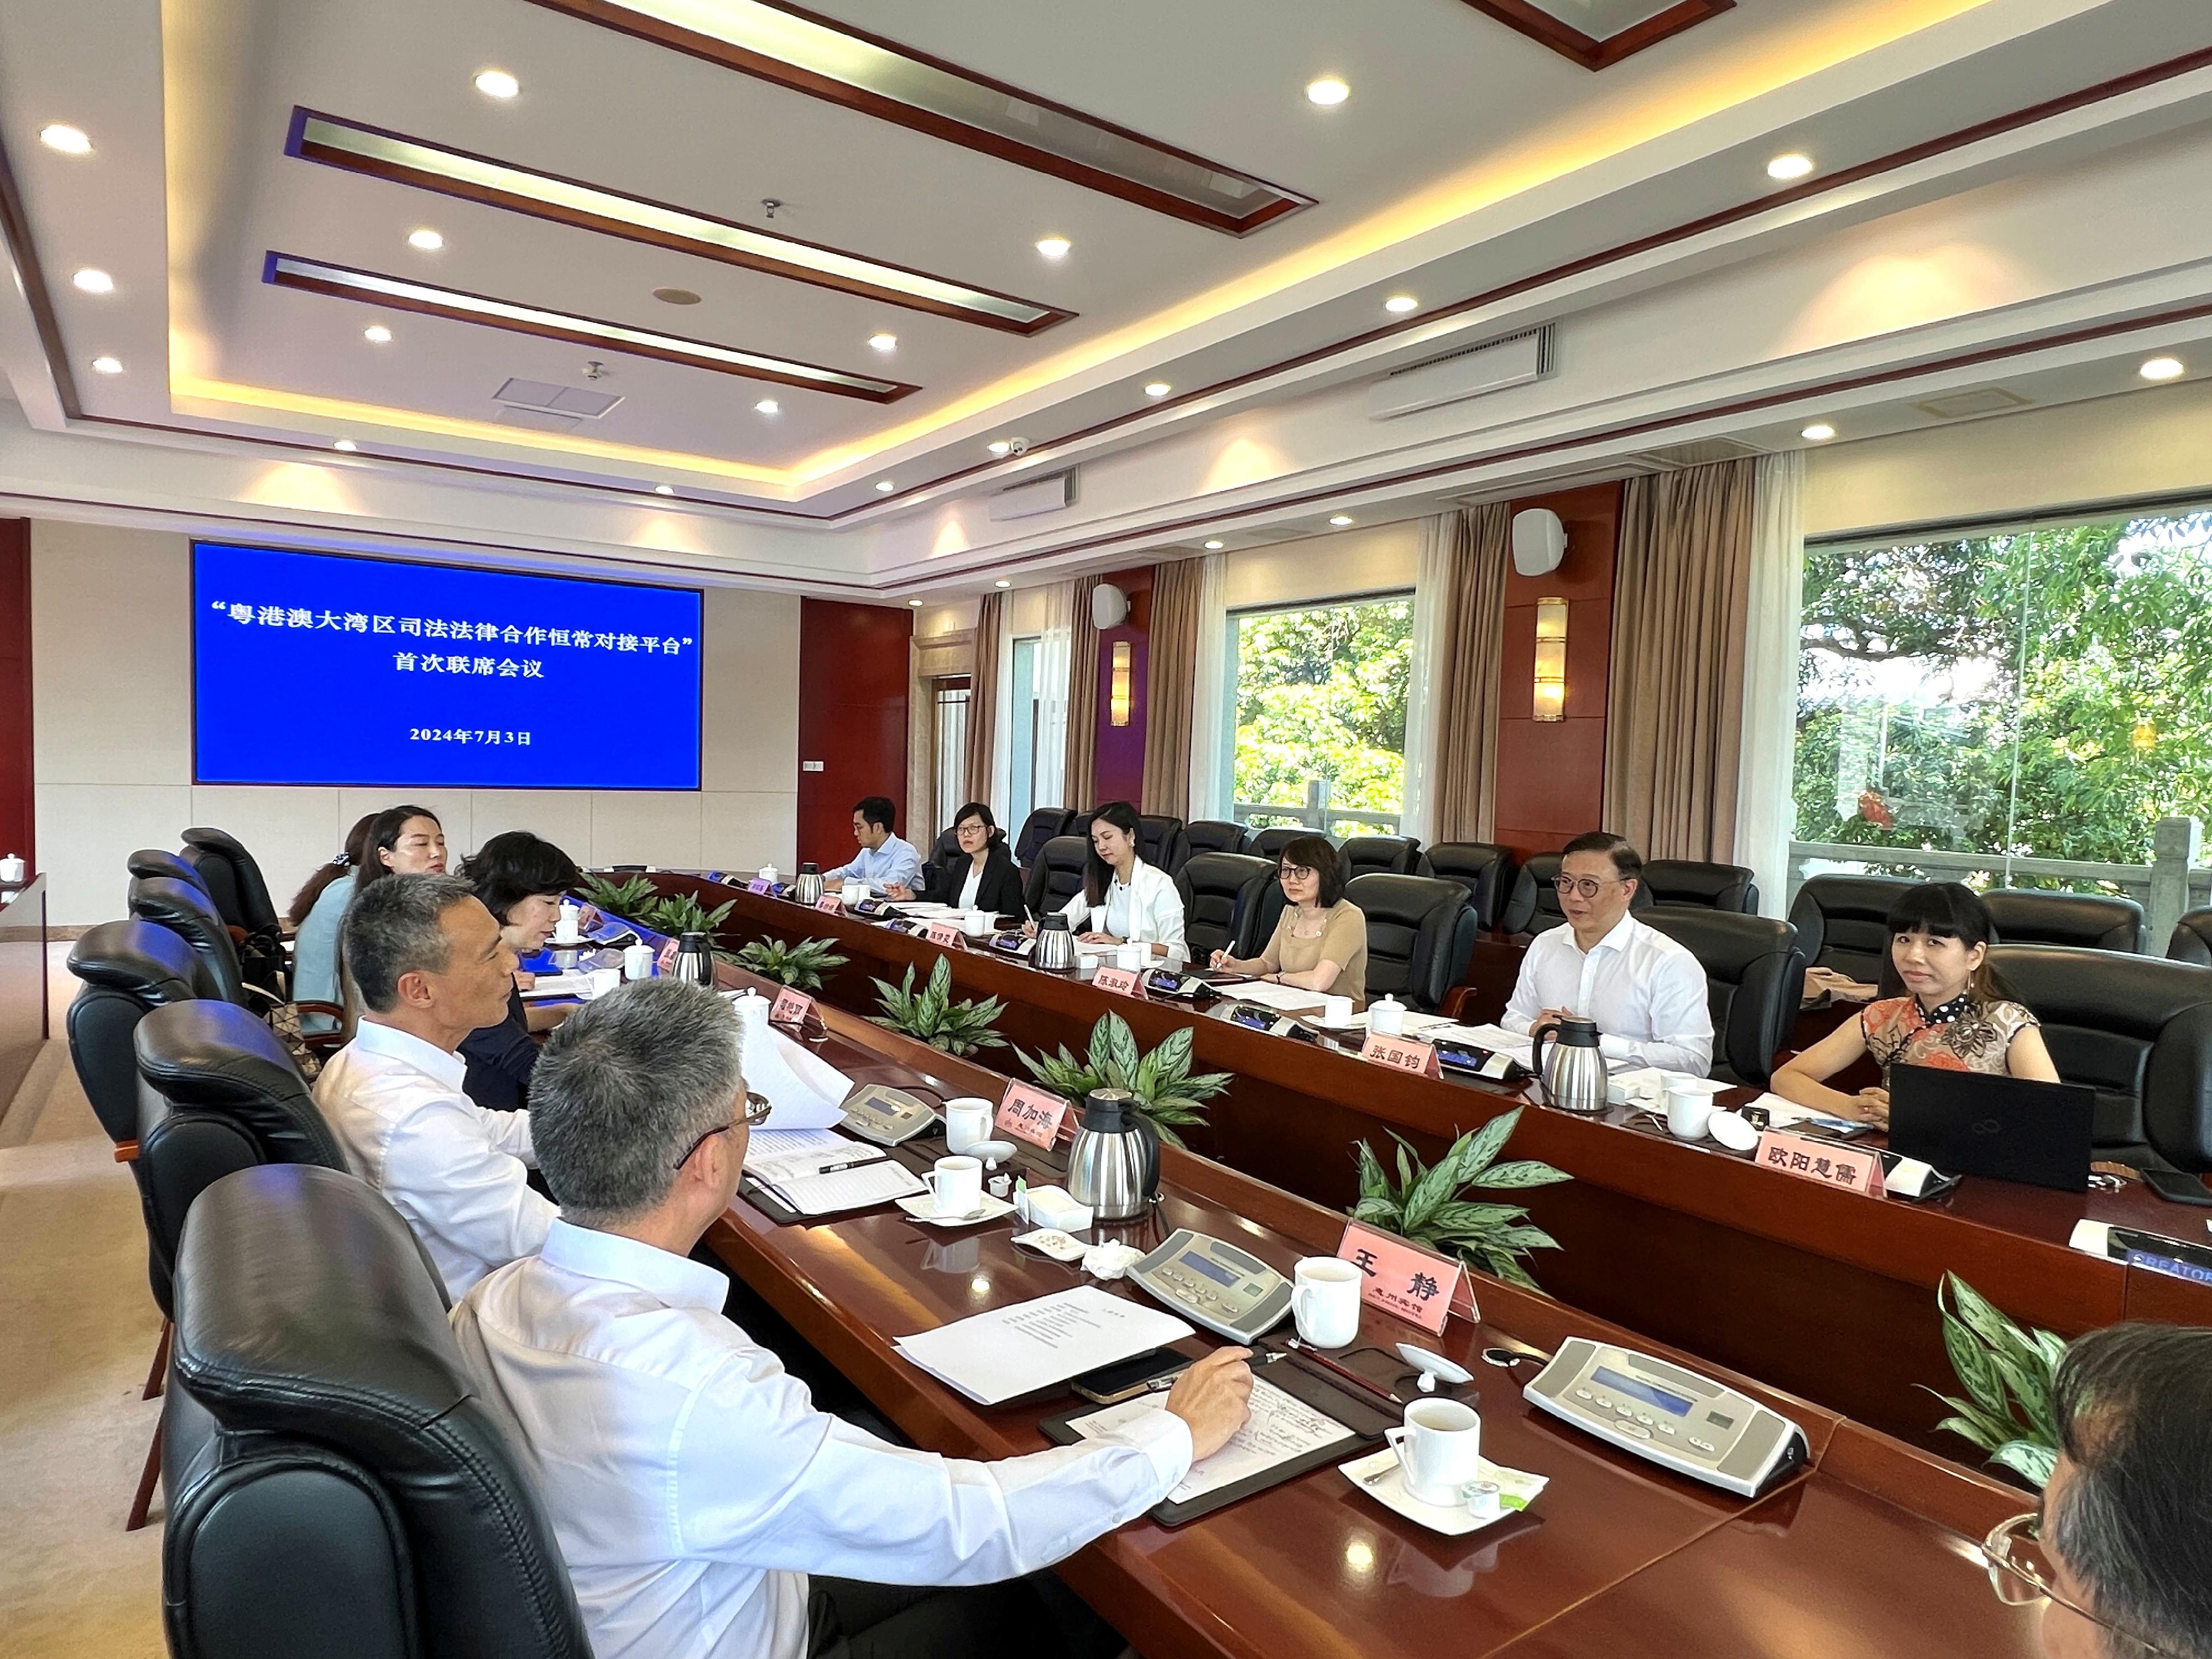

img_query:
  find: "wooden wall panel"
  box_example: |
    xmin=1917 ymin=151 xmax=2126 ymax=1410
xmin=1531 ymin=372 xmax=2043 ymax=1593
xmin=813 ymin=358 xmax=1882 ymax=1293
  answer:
xmin=797 ymin=598 xmax=912 ymax=863
xmin=1092 ymin=566 xmax=1151 ymax=809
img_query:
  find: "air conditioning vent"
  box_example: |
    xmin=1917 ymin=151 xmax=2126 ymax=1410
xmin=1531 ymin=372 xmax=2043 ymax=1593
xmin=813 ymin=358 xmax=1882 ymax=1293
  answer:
xmin=493 ymin=377 xmax=623 ymax=419
xmin=1369 ymin=327 xmax=1551 ymax=421
xmin=497 ymin=407 xmax=583 ymax=433
xmin=987 ymin=471 xmax=1073 ymax=521
xmin=1624 ymin=437 xmax=1772 ymax=470
xmin=1914 ymin=387 xmax=2032 ymax=420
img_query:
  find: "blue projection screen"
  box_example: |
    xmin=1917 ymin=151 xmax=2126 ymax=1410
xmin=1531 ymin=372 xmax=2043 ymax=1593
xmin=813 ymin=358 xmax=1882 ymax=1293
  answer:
xmin=193 ymin=542 xmax=702 ymax=789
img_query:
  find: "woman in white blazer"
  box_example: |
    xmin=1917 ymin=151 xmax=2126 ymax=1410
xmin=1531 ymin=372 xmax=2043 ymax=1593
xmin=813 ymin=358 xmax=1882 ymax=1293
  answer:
xmin=1034 ymin=800 xmax=1188 ymax=966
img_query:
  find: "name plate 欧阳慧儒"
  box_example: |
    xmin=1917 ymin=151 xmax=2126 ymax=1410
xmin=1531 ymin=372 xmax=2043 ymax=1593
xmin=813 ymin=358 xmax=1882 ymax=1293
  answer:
xmin=1754 ymin=1129 xmax=1884 ymax=1197
xmin=1361 ymin=1030 xmax=1440 ymax=1078
xmin=997 ymin=1081 xmax=1070 ymax=1149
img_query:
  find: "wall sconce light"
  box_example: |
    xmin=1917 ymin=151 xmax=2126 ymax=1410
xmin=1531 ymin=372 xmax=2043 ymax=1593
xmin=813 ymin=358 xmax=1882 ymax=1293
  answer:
xmin=1533 ymin=597 xmax=1567 ymax=721
xmin=1110 ymin=640 xmax=1134 ymax=726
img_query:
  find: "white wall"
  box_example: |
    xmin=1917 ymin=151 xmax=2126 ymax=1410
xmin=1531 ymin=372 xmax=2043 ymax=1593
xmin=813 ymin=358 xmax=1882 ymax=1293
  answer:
xmin=33 ymin=520 xmax=800 ymax=925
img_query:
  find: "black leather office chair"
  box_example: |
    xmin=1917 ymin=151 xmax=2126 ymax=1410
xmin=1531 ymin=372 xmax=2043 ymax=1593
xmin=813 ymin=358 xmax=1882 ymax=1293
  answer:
xmin=1176 ymin=852 xmax=1273 ymax=963
xmin=1989 ymin=945 xmax=2212 ymax=1170
xmin=1024 ymin=834 xmax=1091 ymax=918
xmin=128 ymin=848 xmax=211 ymax=898
xmin=1500 ymin=853 xmax=1654 ymax=936
xmin=1013 ymin=808 xmax=1073 ymax=874
xmin=1345 ymin=874 xmax=1477 ymax=1013
xmin=2169 ymin=909 xmax=2212 ymax=967
xmin=1641 ymin=910 xmax=1805 ymax=1087
xmin=129 ymin=875 xmax=250 ymax=1004
xmin=1983 ymin=889 xmax=2145 ymax=954
xmin=162 ymin=1164 xmax=592 ymax=1659
xmin=1644 ymin=859 xmax=1760 ymax=915
xmin=1340 ymin=836 xmax=1420 ymax=880
xmin=1184 ymin=820 xmax=1249 ymax=859
xmin=1419 ymin=843 xmax=1515 ymax=932
xmin=1139 ymin=815 xmax=1190 ymax=877
xmin=1246 ymin=827 xmax=1310 ymax=864
xmin=1787 ymin=874 xmax=1914 ymax=983
xmin=180 ymin=827 xmax=288 ymax=1000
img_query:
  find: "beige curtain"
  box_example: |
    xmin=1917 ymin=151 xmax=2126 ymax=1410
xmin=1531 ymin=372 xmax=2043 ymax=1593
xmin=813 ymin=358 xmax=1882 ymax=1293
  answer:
xmin=963 ymin=590 xmax=1003 ymax=811
xmin=1064 ymin=585 xmax=1100 ymax=810
xmin=1429 ymin=504 xmax=1512 ymax=843
xmin=1141 ymin=558 xmax=1204 ymax=820
xmin=1604 ymin=458 xmax=1757 ymax=860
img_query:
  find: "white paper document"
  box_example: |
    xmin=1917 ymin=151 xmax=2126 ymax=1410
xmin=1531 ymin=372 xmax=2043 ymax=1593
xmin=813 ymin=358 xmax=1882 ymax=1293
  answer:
xmin=518 ymin=972 xmax=595 ymax=1001
xmin=1226 ymin=982 xmax=1331 ymax=1015
xmin=1745 ymin=1092 xmax=1861 ymax=1133
xmin=744 ymin=1128 xmax=867 ymax=1181
xmin=1335 ymin=1009 xmax=1453 ymax=1035
xmin=1070 ymin=1376 xmax=1354 ymax=1504
xmin=894 ymin=1287 xmax=1195 ymax=1406
xmin=747 ymin=1147 xmax=925 ymax=1218
xmin=741 ymin=1023 xmax=852 ymax=1130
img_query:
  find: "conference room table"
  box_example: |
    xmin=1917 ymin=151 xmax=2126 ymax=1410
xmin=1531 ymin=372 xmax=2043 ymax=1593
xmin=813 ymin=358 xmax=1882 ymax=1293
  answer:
xmin=625 ymin=870 xmax=2212 ymax=1460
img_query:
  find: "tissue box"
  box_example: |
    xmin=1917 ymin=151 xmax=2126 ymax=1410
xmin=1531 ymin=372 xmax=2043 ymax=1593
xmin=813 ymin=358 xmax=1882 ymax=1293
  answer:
xmin=1018 ymin=1185 xmax=1093 ymax=1232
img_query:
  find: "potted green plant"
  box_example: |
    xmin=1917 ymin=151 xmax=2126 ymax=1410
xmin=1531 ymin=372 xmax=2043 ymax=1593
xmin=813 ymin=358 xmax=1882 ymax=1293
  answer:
xmin=1018 ymin=1014 xmax=1229 ymax=1149
xmin=640 ymin=891 xmax=736 ymax=945
xmin=870 ymin=957 xmax=1006 ymax=1057
xmin=1350 ymin=1108 xmax=1571 ymax=1290
xmin=1925 ymin=1272 xmax=2065 ymax=1488
xmin=733 ymin=936 xmax=849 ymax=992
xmin=577 ymin=872 xmax=657 ymax=920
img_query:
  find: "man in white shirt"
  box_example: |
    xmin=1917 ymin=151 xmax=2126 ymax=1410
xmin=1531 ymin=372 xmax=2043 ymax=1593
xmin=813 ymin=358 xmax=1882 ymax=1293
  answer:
xmin=452 ymin=978 xmax=1253 ymax=1659
xmin=823 ymin=795 xmax=924 ymax=896
xmin=314 ymin=873 xmax=554 ymax=1297
xmin=1503 ymin=832 xmax=1714 ymax=1076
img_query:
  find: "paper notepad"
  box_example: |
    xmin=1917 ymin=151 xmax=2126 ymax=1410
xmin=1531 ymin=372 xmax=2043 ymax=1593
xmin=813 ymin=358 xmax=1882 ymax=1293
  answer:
xmin=1227 ymin=982 xmax=1331 ymax=1015
xmin=1068 ymin=1376 xmax=1357 ymax=1506
xmin=1431 ymin=1022 xmax=1535 ymax=1066
xmin=518 ymin=972 xmax=595 ymax=1000
xmin=743 ymin=1133 xmax=924 ymax=1216
xmin=894 ymin=1287 xmax=1194 ymax=1405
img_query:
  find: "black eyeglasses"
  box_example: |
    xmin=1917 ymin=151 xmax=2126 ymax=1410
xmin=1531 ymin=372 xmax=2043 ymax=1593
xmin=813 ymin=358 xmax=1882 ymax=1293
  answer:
xmin=1552 ymin=875 xmax=1622 ymax=899
xmin=1279 ymin=864 xmax=1316 ymax=883
xmin=671 ymin=1092 xmax=772 ymax=1170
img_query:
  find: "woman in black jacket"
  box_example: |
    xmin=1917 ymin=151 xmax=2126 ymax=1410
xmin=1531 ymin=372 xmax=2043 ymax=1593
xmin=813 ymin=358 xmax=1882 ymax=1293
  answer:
xmin=910 ymin=801 xmax=1028 ymax=917
xmin=457 ymin=830 xmax=585 ymax=1110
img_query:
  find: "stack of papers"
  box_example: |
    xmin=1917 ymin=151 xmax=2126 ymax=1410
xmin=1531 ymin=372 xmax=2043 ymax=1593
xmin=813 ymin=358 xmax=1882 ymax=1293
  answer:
xmin=1071 ymin=1376 xmax=1354 ymax=1505
xmin=894 ymin=1287 xmax=1194 ymax=1405
xmin=743 ymin=1129 xmax=925 ymax=1216
xmin=738 ymin=1020 xmax=853 ymax=1130
xmin=518 ymin=972 xmax=596 ymax=1001
xmin=1335 ymin=1009 xmax=1454 ymax=1035
xmin=1226 ymin=981 xmax=1331 ymax=1015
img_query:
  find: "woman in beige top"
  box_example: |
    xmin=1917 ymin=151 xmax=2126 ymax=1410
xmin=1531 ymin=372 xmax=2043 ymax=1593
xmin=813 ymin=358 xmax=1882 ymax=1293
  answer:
xmin=1210 ymin=834 xmax=1368 ymax=1002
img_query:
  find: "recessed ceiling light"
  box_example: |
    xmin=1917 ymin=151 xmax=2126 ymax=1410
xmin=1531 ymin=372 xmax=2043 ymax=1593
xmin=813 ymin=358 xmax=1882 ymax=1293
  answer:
xmin=654 ymin=484 xmax=675 ymax=495
xmin=994 ymin=580 xmax=1013 ymax=588
xmin=333 ymin=438 xmax=358 ymax=452
xmin=1035 ymin=236 xmax=1071 ymax=259
xmin=2140 ymin=356 xmax=2186 ymax=382
xmin=1329 ymin=514 xmax=1355 ymax=526
xmin=39 ymin=124 xmax=91 ymax=155
xmin=1203 ymin=539 xmax=1225 ymax=550
xmin=1306 ymin=77 xmax=1349 ymax=106
xmin=907 ymin=598 xmax=922 ymax=607
xmin=988 ymin=440 xmax=1012 ymax=456
xmin=1767 ymin=153 xmax=1815 ymax=181
xmin=653 ymin=286 xmax=701 ymax=305
xmin=71 ymin=267 xmax=113 ymax=294
xmin=1384 ymin=294 xmax=1418 ymax=314
xmin=868 ymin=332 xmax=898 ymax=352
xmin=363 ymin=324 xmax=393 ymax=343
xmin=875 ymin=479 xmax=895 ymax=493
xmin=1144 ymin=381 xmax=1172 ymax=398
xmin=407 ymin=228 xmax=444 ymax=251
xmin=755 ymin=398 xmax=780 ymax=414
xmin=90 ymin=354 xmax=122 ymax=374
xmin=474 ymin=68 xmax=520 ymax=99
xmin=1801 ymin=422 xmax=1837 ymax=442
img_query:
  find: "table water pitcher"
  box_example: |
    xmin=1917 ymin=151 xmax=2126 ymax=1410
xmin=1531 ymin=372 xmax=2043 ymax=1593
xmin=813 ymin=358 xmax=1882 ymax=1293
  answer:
xmin=1066 ymin=1087 xmax=1160 ymax=1221
xmin=671 ymin=930 xmax=716 ymax=987
xmin=793 ymin=863 xmax=825 ymax=905
xmin=1034 ymin=912 xmax=1076 ymax=973
xmin=1533 ymin=1016 xmax=1608 ymax=1114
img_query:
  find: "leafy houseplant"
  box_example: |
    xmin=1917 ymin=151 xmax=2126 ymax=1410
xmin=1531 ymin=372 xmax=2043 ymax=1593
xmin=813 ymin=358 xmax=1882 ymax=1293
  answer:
xmin=577 ymin=872 xmax=657 ymax=921
xmin=640 ymin=892 xmax=736 ymax=943
xmin=1351 ymin=1109 xmax=1571 ymax=1291
xmin=1018 ymin=1014 xmax=1230 ymax=1150
xmin=870 ymin=958 xmax=1007 ymax=1057
xmin=734 ymin=936 xmax=849 ymax=992
xmin=1925 ymin=1272 xmax=2065 ymax=1489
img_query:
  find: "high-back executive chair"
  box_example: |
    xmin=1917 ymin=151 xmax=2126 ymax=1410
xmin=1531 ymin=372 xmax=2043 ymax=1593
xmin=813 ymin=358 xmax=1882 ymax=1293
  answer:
xmin=1418 ymin=843 xmax=1514 ymax=933
xmin=1640 ymin=910 xmax=1806 ymax=1088
xmin=1176 ymin=852 xmax=1274 ymax=964
xmin=1344 ymin=873 xmax=1478 ymax=1013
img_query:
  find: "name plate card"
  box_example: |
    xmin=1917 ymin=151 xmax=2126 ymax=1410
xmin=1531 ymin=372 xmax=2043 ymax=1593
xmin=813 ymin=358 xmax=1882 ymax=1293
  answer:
xmin=923 ymin=920 xmax=966 ymax=949
xmin=747 ymin=878 xmax=775 ymax=895
xmin=815 ymin=895 xmax=844 ymax=915
xmin=997 ymin=1081 xmax=1070 ymax=1150
xmin=655 ymin=938 xmax=679 ymax=973
xmin=768 ymin=987 xmax=815 ymax=1027
xmin=1092 ymin=964 xmax=1142 ymax=997
xmin=1754 ymin=1129 xmax=1884 ymax=1197
xmin=1336 ymin=1221 xmax=1463 ymax=1335
xmin=1361 ymin=1030 xmax=1441 ymax=1078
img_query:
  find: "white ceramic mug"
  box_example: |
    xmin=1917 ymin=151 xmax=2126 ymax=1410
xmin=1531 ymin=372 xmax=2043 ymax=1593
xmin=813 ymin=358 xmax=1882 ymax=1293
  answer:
xmin=0 ymin=854 xmax=24 ymax=884
xmin=581 ymin=966 xmax=622 ymax=1000
xmin=962 ymin=910 xmax=994 ymax=937
xmin=1387 ymin=1397 xmax=1484 ymax=1507
xmin=1291 ymin=1256 xmax=1363 ymax=1349
xmin=757 ymin=864 xmax=780 ymax=885
xmin=1117 ymin=943 xmax=1144 ymax=971
xmin=1087 ymin=904 xmax=1109 ymax=936
xmin=944 ymin=1097 xmax=994 ymax=1152
xmin=622 ymin=942 xmax=656 ymax=981
xmin=554 ymin=901 xmax=583 ymax=943
xmin=1665 ymin=1078 xmax=1728 ymax=1141
xmin=842 ymin=880 xmax=868 ymax=906
xmin=1370 ymin=997 xmax=1406 ymax=1036
xmin=1321 ymin=994 xmax=1354 ymax=1026
xmin=926 ymin=1155 xmax=984 ymax=1218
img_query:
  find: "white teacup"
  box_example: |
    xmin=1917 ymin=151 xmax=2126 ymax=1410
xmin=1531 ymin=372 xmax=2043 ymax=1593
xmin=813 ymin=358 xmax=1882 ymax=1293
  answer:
xmin=757 ymin=864 xmax=780 ymax=886
xmin=1117 ymin=943 xmax=1144 ymax=971
xmin=1321 ymin=994 xmax=1354 ymax=1026
xmin=1290 ymin=1256 xmax=1362 ymax=1349
xmin=962 ymin=910 xmax=995 ymax=937
xmin=1387 ymin=1397 xmax=1484 ymax=1507
xmin=944 ymin=1097 xmax=995 ymax=1153
xmin=580 ymin=967 xmax=622 ymax=1001
xmin=841 ymin=881 xmax=868 ymax=906
xmin=926 ymin=1155 xmax=984 ymax=1218
xmin=1369 ymin=997 xmax=1406 ymax=1036
xmin=621 ymin=942 xmax=656 ymax=981
xmin=1665 ymin=1078 xmax=1728 ymax=1141
xmin=553 ymin=901 xmax=583 ymax=944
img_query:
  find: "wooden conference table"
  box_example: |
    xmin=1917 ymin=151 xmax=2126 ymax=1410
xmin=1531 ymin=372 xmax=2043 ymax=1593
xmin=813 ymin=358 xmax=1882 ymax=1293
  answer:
xmin=685 ymin=953 xmax=2044 ymax=1659
xmin=635 ymin=870 xmax=2212 ymax=1458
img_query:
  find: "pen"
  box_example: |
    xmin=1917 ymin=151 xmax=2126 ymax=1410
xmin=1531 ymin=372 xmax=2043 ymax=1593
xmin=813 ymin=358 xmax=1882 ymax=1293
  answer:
xmin=814 ymin=1156 xmax=884 ymax=1175
xmin=1275 ymin=1339 xmax=1407 ymax=1406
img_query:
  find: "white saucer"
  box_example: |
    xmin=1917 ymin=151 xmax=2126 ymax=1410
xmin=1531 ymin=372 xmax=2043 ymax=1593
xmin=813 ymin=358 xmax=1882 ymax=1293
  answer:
xmin=895 ymin=1191 xmax=1018 ymax=1228
xmin=1338 ymin=1448 xmax=1499 ymax=1537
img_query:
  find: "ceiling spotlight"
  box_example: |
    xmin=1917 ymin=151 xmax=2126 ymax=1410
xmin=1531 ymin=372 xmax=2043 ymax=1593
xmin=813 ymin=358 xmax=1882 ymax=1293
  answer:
xmin=907 ymin=598 xmax=923 ymax=607
xmin=868 ymin=332 xmax=898 ymax=352
xmin=875 ymin=479 xmax=895 ymax=493
xmin=1306 ymin=77 xmax=1350 ymax=106
xmin=2140 ymin=356 xmax=2186 ymax=382
xmin=1801 ymin=422 xmax=1837 ymax=442
xmin=1144 ymin=381 xmax=1172 ymax=398
xmin=333 ymin=438 xmax=358 ymax=452
xmin=755 ymin=398 xmax=780 ymax=414
xmin=994 ymin=579 xmax=1013 ymax=588
xmin=39 ymin=124 xmax=91 ymax=155
xmin=988 ymin=440 xmax=1012 ymax=456
xmin=654 ymin=484 xmax=675 ymax=495
xmin=1329 ymin=514 xmax=1354 ymax=526
xmin=363 ymin=324 xmax=393 ymax=343
xmin=71 ymin=267 xmax=113 ymax=294
xmin=474 ymin=69 xmax=520 ymax=99
xmin=1767 ymin=153 xmax=1815 ymax=181
xmin=1384 ymin=294 xmax=1418 ymax=314
xmin=1035 ymin=236 xmax=1071 ymax=259
xmin=1203 ymin=539 xmax=1225 ymax=550
xmin=407 ymin=228 xmax=445 ymax=251
xmin=90 ymin=354 xmax=122 ymax=374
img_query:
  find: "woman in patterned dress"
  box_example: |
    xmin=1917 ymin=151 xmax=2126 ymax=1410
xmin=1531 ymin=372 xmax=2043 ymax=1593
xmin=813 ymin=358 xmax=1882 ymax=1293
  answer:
xmin=1773 ymin=882 xmax=2058 ymax=1128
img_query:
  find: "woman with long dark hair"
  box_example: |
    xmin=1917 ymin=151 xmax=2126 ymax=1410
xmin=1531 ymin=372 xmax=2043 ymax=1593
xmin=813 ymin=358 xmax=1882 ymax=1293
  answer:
xmin=1773 ymin=881 xmax=2057 ymax=1126
xmin=456 ymin=831 xmax=585 ymax=1110
xmin=352 ymin=805 xmax=448 ymax=898
xmin=1029 ymin=801 xmax=1187 ymax=964
xmin=920 ymin=801 xmax=1028 ymax=916
xmin=290 ymin=813 xmax=377 ymax=1027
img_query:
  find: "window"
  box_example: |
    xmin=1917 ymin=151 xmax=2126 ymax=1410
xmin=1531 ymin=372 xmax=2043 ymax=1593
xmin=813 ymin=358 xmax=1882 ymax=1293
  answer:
xmin=1227 ymin=593 xmax=1413 ymax=836
xmin=1793 ymin=506 xmax=2212 ymax=891
xmin=930 ymin=677 xmax=969 ymax=835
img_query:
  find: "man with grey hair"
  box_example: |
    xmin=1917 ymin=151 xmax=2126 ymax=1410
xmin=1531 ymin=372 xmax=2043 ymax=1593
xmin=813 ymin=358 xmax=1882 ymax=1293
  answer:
xmin=453 ymin=978 xmax=1253 ymax=1659
xmin=314 ymin=872 xmax=553 ymax=1297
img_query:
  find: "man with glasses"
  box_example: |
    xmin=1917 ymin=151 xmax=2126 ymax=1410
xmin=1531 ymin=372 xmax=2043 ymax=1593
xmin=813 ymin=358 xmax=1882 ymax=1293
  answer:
xmin=1502 ymin=831 xmax=1713 ymax=1075
xmin=451 ymin=977 xmax=1255 ymax=1659
xmin=1984 ymin=1322 xmax=2212 ymax=1658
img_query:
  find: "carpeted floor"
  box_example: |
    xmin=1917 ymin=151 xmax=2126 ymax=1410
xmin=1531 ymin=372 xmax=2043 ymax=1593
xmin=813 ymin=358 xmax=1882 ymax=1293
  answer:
xmin=0 ymin=946 xmax=166 ymax=1657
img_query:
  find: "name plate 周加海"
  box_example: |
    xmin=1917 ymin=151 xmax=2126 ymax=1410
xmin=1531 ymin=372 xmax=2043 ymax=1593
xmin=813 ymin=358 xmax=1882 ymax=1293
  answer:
xmin=768 ymin=987 xmax=814 ymax=1027
xmin=1754 ymin=1129 xmax=1884 ymax=1197
xmin=997 ymin=1081 xmax=1070 ymax=1149
xmin=1092 ymin=964 xmax=1141 ymax=997
xmin=1335 ymin=1220 xmax=1463 ymax=1335
xmin=1361 ymin=1030 xmax=1441 ymax=1078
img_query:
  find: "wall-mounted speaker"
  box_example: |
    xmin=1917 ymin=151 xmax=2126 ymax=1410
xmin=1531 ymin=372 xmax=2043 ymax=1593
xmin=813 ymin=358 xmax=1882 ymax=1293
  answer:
xmin=1091 ymin=582 xmax=1129 ymax=630
xmin=1511 ymin=508 xmax=1567 ymax=577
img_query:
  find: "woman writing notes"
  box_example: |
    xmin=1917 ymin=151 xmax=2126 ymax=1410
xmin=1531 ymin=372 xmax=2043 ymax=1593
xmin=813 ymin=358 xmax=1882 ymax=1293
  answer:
xmin=1209 ymin=835 xmax=1368 ymax=1001
xmin=1026 ymin=801 xmax=1187 ymax=963
xmin=914 ymin=801 xmax=1027 ymax=916
xmin=1773 ymin=883 xmax=2057 ymax=1127
xmin=457 ymin=832 xmax=587 ymax=1110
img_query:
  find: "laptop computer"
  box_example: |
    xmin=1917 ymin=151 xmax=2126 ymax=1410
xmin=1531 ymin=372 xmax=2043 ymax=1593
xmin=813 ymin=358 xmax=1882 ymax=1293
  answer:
xmin=1887 ymin=1066 xmax=2095 ymax=1191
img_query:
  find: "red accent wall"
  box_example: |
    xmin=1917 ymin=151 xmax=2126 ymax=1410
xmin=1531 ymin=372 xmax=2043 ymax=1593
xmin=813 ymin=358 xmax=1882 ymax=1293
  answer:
xmin=1492 ymin=481 xmax=1624 ymax=863
xmin=1091 ymin=566 xmax=1152 ymax=809
xmin=0 ymin=522 xmax=30 ymax=872
xmin=797 ymin=598 xmax=911 ymax=865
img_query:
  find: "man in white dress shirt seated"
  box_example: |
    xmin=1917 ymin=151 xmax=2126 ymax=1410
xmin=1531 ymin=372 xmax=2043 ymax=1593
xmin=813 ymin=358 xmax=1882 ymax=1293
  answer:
xmin=451 ymin=978 xmax=1254 ymax=1659
xmin=822 ymin=794 xmax=924 ymax=897
xmin=1503 ymin=831 xmax=1714 ymax=1076
xmin=314 ymin=873 xmax=555 ymax=1297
